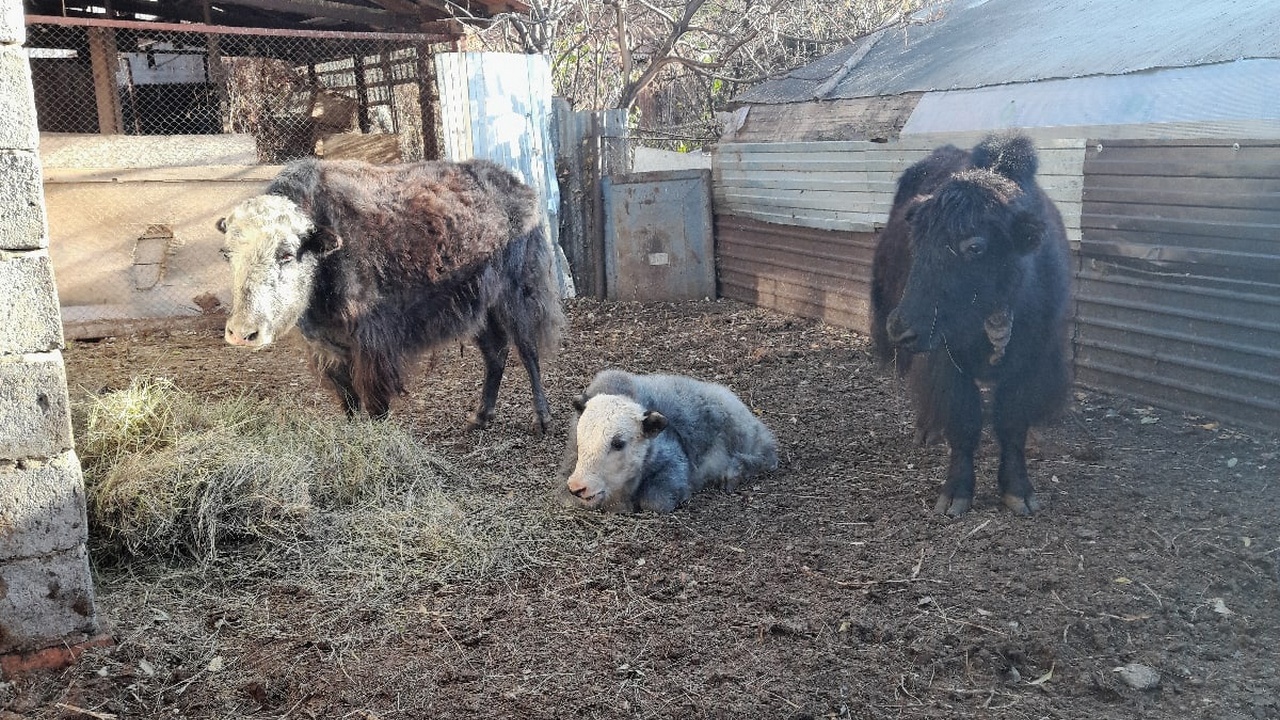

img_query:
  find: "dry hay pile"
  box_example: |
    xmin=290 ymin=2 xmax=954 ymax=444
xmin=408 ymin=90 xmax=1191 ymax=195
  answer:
xmin=72 ymin=377 xmax=590 ymax=586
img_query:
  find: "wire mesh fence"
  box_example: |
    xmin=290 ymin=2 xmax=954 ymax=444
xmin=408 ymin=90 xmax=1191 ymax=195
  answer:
xmin=25 ymin=18 xmax=447 ymax=338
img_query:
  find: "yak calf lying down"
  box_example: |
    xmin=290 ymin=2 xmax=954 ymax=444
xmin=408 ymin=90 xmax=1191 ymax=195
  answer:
xmin=870 ymin=133 xmax=1072 ymax=516
xmin=559 ymin=370 xmax=778 ymax=513
xmin=219 ymin=158 xmax=565 ymax=431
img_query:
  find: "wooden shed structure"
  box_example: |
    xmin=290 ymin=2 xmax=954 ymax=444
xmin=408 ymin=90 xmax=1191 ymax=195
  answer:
xmin=714 ymin=0 xmax=1280 ymax=431
xmin=22 ymin=0 xmax=568 ymax=338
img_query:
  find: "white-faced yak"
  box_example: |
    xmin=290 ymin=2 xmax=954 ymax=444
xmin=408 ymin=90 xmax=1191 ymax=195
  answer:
xmin=870 ymin=133 xmax=1072 ymax=516
xmin=218 ymin=158 xmax=566 ymax=432
xmin=558 ymin=370 xmax=778 ymax=513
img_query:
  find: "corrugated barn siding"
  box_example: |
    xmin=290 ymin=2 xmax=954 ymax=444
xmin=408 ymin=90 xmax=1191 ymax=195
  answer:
xmin=714 ymin=139 xmax=1084 ymax=240
xmin=1077 ymin=139 xmax=1280 ymax=431
xmin=716 ymin=215 xmax=877 ymax=329
xmin=713 ymin=138 xmax=1085 ymax=333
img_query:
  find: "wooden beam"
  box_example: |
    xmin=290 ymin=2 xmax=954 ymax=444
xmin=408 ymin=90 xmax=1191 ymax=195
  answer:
xmin=211 ymin=0 xmax=400 ymax=29
xmin=363 ymin=0 xmax=423 ymax=15
xmin=86 ymin=27 xmax=123 ymax=134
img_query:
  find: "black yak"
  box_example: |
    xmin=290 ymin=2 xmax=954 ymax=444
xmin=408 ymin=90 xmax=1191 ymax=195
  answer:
xmin=558 ymin=370 xmax=778 ymax=513
xmin=218 ymin=158 xmax=566 ymax=432
xmin=870 ymin=133 xmax=1071 ymax=516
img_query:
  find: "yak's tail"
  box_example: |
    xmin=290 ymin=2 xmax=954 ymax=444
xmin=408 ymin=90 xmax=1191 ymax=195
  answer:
xmin=519 ymin=223 xmax=568 ymax=359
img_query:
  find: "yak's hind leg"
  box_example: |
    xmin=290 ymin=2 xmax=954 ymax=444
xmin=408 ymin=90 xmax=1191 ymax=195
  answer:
xmin=920 ymin=357 xmax=984 ymax=516
xmin=511 ymin=325 xmax=552 ymax=435
xmin=469 ymin=316 xmax=510 ymax=431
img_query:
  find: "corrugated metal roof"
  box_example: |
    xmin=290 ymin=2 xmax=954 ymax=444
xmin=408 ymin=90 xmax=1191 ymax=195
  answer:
xmin=735 ymin=0 xmax=1280 ymax=105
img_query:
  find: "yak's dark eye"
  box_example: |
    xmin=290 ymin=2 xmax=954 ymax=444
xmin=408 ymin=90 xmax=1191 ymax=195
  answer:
xmin=219 ymin=247 xmax=231 ymax=262
xmin=278 ymin=251 xmax=295 ymax=264
xmin=610 ymin=436 xmax=627 ymax=452
xmin=959 ymin=236 xmax=987 ymax=259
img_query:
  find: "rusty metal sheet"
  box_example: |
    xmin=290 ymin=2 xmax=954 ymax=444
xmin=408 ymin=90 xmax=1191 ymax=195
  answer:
xmin=603 ymin=170 xmax=714 ymax=301
xmin=715 ymin=214 xmax=876 ymax=332
xmin=1076 ymin=139 xmax=1280 ymax=432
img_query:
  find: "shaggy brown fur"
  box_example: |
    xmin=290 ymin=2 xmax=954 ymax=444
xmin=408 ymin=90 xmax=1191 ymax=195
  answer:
xmin=226 ymin=158 xmax=566 ymax=431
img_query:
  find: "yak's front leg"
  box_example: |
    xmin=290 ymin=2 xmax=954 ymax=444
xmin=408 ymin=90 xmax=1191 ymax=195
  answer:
xmin=993 ymin=385 xmax=1043 ymax=515
xmin=469 ymin=320 xmax=510 ymax=430
xmin=314 ymin=352 xmax=362 ymax=418
xmin=932 ymin=365 xmax=983 ymax=516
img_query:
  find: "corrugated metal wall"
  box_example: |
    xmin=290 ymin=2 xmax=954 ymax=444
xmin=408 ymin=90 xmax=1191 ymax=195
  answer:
xmin=1076 ymin=139 xmax=1280 ymax=430
xmin=716 ymin=215 xmax=877 ymax=329
xmin=713 ymin=138 xmax=1084 ymax=332
xmin=712 ymin=137 xmax=1278 ymax=431
xmin=715 ymin=139 xmax=1085 ymax=239
xmin=434 ymin=51 xmax=573 ymax=294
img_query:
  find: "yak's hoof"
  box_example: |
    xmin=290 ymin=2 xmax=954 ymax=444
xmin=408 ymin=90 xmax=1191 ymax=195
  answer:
xmin=934 ymin=494 xmax=973 ymax=516
xmin=531 ymin=416 xmax=550 ymax=437
xmin=1001 ymin=492 xmax=1042 ymax=516
xmin=914 ymin=427 xmax=945 ymax=446
xmin=466 ymin=414 xmax=493 ymax=431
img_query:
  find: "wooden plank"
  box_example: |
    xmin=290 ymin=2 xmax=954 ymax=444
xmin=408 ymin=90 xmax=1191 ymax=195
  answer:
xmin=716 ymin=215 xmax=878 ymax=249
xmin=1084 ymin=174 xmax=1280 ymax=195
xmin=719 ymin=137 xmax=1087 ymax=154
xmin=730 ymin=94 xmax=922 ymax=144
xmin=43 ymin=166 xmax=283 ymax=183
xmin=715 ymin=174 xmax=899 ymax=193
xmin=1082 ymin=198 xmax=1280 ymax=225
xmin=1088 ymin=144 xmax=1280 ymax=165
xmin=1086 ymin=138 xmax=1280 ymax=150
xmin=1079 ymin=238 xmax=1280 ymax=272
xmin=1081 ymin=213 xmax=1280 ymax=242
xmin=87 ymin=27 xmax=123 ymax=135
xmin=1083 ymin=159 xmax=1280 ymax=179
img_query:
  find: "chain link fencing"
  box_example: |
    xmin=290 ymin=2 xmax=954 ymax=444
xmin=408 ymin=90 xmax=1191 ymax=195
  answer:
xmin=25 ymin=19 xmax=446 ymax=338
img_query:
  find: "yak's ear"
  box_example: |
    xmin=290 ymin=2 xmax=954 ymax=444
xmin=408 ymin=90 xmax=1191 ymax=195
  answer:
xmin=1009 ymin=208 xmax=1045 ymax=254
xmin=641 ymin=410 xmax=668 ymax=438
xmin=571 ymin=393 xmax=588 ymax=413
xmin=215 ymin=217 xmax=227 ymax=234
xmin=903 ymin=194 xmax=931 ymax=224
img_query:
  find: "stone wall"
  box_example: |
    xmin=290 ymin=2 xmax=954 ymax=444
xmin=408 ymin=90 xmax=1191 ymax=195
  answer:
xmin=0 ymin=0 xmax=99 ymax=660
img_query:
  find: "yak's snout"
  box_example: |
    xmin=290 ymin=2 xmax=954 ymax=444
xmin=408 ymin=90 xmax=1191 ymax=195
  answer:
xmin=886 ymin=309 xmax=922 ymax=351
xmin=225 ymin=318 xmax=268 ymax=348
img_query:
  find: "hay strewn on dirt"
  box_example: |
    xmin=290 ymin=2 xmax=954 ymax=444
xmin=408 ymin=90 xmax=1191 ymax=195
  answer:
xmin=72 ymin=377 xmax=598 ymax=588
xmin=10 ymin=300 xmax=1279 ymax=720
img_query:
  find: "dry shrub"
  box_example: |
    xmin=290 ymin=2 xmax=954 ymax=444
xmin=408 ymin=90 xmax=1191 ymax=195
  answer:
xmin=72 ymin=377 xmax=584 ymax=585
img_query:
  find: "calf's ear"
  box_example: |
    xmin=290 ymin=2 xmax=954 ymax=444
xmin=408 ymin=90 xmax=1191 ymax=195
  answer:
xmin=571 ymin=394 xmax=588 ymax=413
xmin=641 ymin=410 xmax=668 ymax=438
xmin=1009 ymin=208 xmax=1045 ymax=254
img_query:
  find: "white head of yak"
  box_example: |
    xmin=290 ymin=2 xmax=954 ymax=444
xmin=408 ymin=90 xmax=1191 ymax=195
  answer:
xmin=565 ymin=394 xmax=668 ymax=509
xmin=217 ymin=195 xmax=334 ymax=348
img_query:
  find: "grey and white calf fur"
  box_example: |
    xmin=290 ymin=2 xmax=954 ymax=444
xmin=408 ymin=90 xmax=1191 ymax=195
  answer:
xmin=559 ymin=370 xmax=778 ymax=513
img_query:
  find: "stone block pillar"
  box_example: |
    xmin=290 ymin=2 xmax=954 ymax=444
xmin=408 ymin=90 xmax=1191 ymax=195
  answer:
xmin=0 ymin=0 xmax=100 ymax=667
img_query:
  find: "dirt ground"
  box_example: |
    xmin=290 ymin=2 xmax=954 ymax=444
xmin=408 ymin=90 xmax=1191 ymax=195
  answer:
xmin=8 ymin=298 xmax=1280 ymax=720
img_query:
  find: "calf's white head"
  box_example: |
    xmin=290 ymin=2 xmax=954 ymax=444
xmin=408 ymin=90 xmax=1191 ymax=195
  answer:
xmin=218 ymin=195 xmax=333 ymax=347
xmin=565 ymin=394 xmax=668 ymax=510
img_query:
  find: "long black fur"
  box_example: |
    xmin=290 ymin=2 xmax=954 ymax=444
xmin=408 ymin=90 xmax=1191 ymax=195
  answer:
xmin=869 ymin=133 xmax=1071 ymax=515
